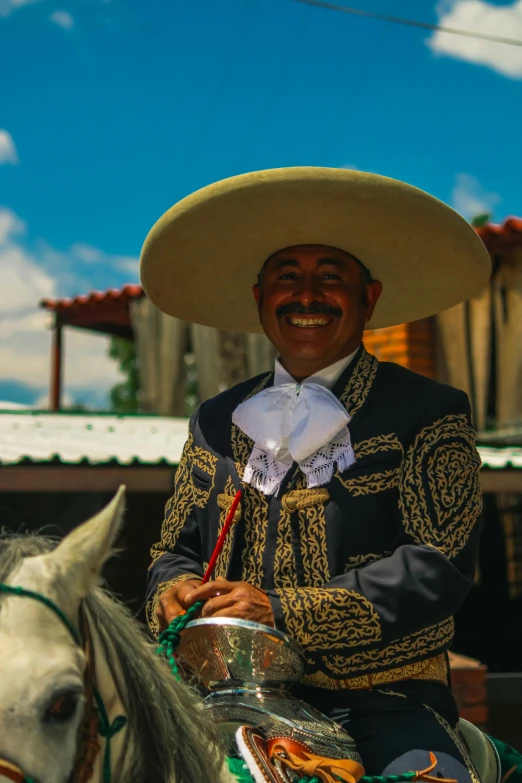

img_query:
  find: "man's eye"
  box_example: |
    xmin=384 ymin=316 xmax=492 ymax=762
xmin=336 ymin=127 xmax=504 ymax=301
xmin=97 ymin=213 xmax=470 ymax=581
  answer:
xmin=322 ymin=273 xmax=340 ymax=280
xmin=279 ymin=273 xmax=297 ymax=280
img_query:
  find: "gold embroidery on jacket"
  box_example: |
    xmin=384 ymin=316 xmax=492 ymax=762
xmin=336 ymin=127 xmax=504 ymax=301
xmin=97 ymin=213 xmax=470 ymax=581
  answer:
xmin=150 ymin=432 xmax=217 ymax=564
xmin=229 ymin=374 xmax=272 ymax=586
xmin=274 ymin=486 xmax=332 ymax=590
xmin=399 ymin=413 xmax=482 ymax=558
xmin=344 ymin=551 xmax=392 ymax=572
xmin=274 ymin=504 xmax=298 ymax=590
xmin=214 ymin=477 xmax=241 ymax=579
xmin=337 ymin=468 xmax=401 ymax=496
xmin=336 ymin=434 xmax=403 ymax=495
xmin=354 ymin=433 xmax=403 ymax=460
xmin=339 ymin=347 xmax=379 ymax=417
xmin=241 ymin=485 xmax=270 ymax=587
xmin=302 ymin=653 xmax=448 ymax=690
xmin=319 ymin=617 xmax=454 ymax=677
xmin=191 ymin=444 xmax=218 ymax=504
xmin=278 ymin=587 xmax=381 ymax=651
xmin=296 ymin=489 xmax=331 ymax=587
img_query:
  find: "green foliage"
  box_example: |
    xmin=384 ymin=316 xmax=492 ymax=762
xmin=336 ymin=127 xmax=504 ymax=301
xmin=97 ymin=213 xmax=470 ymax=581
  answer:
xmin=471 ymin=213 xmax=492 ymax=228
xmin=108 ymin=337 xmax=140 ymax=413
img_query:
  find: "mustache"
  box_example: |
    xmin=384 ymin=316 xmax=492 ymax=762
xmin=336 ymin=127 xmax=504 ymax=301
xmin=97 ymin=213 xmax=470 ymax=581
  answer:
xmin=276 ymin=300 xmax=343 ymax=318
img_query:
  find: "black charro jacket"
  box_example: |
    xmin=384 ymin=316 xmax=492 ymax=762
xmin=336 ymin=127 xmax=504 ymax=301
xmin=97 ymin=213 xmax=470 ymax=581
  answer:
xmin=146 ymin=346 xmax=482 ymax=688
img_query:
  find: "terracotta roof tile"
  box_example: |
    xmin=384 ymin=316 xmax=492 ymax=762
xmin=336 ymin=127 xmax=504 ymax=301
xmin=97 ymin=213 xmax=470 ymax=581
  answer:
xmin=40 ymin=284 xmax=144 ymax=312
xmin=475 ymin=217 xmax=522 ymax=249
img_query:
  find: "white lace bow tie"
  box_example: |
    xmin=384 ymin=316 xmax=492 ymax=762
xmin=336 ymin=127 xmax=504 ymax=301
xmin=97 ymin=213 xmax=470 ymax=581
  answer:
xmin=232 ymin=381 xmax=356 ymax=495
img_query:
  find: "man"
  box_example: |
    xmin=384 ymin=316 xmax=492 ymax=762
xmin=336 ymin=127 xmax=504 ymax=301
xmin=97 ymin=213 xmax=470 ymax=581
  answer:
xmin=141 ymin=167 xmax=490 ymax=782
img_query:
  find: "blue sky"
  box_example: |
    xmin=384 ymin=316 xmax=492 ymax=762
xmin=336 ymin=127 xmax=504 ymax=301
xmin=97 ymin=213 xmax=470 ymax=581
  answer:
xmin=1 ymin=0 xmax=521 ymax=407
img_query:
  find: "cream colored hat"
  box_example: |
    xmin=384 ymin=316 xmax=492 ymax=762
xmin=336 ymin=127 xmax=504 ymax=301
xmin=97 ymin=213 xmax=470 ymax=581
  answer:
xmin=140 ymin=167 xmax=491 ymax=333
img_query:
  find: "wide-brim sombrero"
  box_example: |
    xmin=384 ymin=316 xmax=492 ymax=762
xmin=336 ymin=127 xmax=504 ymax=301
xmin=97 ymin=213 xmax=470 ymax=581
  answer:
xmin=140 ymin=167 xmax=491 ymax=332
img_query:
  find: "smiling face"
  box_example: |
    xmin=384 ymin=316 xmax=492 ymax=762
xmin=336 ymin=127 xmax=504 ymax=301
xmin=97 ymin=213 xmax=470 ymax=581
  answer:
xmin=253 ymin=244 xmax=382 ymax=380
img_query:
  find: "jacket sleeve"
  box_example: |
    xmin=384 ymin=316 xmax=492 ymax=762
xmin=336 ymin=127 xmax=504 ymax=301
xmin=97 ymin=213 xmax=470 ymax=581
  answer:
xmin=266 ymin=389 xmax=483 ymax=657
xmin=146 ymin=409 xmax=206 ymax=633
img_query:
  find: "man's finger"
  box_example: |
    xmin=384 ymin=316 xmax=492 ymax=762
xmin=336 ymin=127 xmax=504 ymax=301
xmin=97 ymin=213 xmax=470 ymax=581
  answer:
xmin=186 ymin=580 xmax=235 ymax=605
xmin=200 ymin=593 xmax=238 ymax=617
xmin=177 ymin=580 xmax=203 ymax=607
xmin=209 ymin=604 xmax=251 ymax=620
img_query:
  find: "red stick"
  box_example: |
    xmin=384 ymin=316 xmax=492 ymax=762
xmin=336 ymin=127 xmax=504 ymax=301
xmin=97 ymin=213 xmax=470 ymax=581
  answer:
xmin=201 ymin=489 xmax=243 ymax=584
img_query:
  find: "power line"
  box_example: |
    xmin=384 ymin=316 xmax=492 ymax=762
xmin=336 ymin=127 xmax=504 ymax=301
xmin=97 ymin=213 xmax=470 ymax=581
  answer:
xmin=290 ymin=0 xmax=522 ymax=48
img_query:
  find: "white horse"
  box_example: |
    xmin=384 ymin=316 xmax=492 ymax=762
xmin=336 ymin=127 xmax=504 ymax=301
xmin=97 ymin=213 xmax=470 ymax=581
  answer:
xmin=0 ymin=488 xmax=234 ymax=783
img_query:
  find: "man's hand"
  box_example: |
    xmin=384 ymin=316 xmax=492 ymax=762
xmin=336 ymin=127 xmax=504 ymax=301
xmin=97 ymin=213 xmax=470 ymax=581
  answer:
xmin=185 ymin=577 xmax=275 ymax=627
xmin=156 ymin=579 xmax=202 ymax=630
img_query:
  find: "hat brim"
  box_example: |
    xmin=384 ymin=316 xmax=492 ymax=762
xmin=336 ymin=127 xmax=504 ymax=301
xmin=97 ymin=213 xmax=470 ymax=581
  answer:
xmin=140 ymin=167 xmax=491 ymax=333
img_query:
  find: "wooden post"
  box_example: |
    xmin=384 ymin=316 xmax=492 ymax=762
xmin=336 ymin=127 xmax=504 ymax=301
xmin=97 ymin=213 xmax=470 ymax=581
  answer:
xmin=50 ymin=317 xmax=63 ymax=411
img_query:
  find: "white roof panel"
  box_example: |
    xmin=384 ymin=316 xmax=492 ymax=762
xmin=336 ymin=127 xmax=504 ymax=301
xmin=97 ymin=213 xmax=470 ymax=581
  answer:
xmin=0 ymin=411 xmax=189 ymax=466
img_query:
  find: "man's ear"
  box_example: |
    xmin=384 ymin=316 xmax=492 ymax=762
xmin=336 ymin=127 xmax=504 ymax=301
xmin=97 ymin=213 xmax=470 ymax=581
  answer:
xmin=253 ymin=283 xmax=262 ymax=314
xmin=364 ymin=280 xmax=383 ymax=322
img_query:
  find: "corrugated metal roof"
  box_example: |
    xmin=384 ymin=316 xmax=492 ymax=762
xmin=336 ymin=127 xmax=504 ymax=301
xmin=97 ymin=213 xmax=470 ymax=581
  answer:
xmin=479 ymin=446 xmax=522 ymax=470
xmin=0 ymin=411 xmax=189 ymax=466
xmin=0 ymin=411 xmax=521 ymax=470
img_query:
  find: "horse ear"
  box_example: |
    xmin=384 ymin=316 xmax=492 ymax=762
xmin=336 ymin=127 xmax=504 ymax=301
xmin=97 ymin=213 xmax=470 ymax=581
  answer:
xmin=46 ymin=485 xmax=126 ymax=597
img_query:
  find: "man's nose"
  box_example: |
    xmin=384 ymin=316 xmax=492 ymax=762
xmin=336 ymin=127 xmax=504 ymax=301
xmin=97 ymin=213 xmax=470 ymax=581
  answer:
xmin=294 ymin=276 xmax=323 ymax=305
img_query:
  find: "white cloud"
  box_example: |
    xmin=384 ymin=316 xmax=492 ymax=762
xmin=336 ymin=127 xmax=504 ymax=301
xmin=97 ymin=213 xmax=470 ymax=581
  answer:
xmin=451 ymin=173 xmax=502 ymax=219
xmin=0 ymin=206 xmax=125 ymax=404
xmin=114 ymin=256 xmax=139 ymax=275
xmin=340 ymin=163 xmax=359 ymax=170
xmin=0 ymin=208 xmax=25 ymax=244
xmin=69 ymin=243 xmax=104 ymax=263
xmin=428 ymin=0 xmax=522 ymax=79
xmin=0 ymin=0 xmax=42 ymax=18
xmin=50 ymin=9 xmax=73 ymax=29
xmin=0 ymin=130 xmax=19 ymax=165
xmin=67 ymin=243 xmax=138 ymax=275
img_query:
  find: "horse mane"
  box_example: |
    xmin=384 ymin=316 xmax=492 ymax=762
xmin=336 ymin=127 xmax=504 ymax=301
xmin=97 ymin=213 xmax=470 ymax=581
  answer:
xmin=0 ymin=533 xmax=225 ymax=783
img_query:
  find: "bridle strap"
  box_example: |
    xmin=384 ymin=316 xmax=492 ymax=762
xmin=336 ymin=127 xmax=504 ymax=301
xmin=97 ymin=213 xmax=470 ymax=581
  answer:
xmin=0 ymin=759 xmax=32 ymax=783
xmin=72 ymin=608 xmax=101 ymax=783
xmin=0 ymin=584 xmax=79 ymax=644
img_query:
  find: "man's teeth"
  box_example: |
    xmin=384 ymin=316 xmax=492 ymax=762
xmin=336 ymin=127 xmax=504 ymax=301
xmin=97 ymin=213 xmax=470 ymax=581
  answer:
xmin=288 ymin=316 xmax=330 ymax=327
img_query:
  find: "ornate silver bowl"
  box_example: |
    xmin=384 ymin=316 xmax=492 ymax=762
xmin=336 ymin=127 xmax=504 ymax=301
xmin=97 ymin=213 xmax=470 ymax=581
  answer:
xmin=177 ymin=617 xmax=306 ymax=688
xmin=177 ymin=617 xmax=360 ymax=761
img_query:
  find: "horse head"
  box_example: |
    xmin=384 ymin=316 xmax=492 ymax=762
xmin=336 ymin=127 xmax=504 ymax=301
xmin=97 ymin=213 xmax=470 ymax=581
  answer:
xmin=0 ymin=488 xmax=126 ymax=783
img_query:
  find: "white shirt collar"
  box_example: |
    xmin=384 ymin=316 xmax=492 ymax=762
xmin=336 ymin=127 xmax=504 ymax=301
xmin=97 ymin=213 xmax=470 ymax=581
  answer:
xmin=232 ymin=347 xmax=360 ymax=495
xmin=273 ymin=346 xmax=360 ymax=390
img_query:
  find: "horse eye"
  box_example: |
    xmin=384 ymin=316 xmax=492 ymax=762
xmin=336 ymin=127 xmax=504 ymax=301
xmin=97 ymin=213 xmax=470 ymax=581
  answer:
xmin=45 ymin=692 xmax=79 ymax=723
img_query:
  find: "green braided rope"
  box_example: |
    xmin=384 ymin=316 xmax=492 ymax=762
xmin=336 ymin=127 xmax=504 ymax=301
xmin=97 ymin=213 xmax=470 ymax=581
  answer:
xmin=227 ymin=756 xmax=256 ymax=783
xmin=228 ymin=767 xmax=419 ymax=783
xmin=227 ymin=761 xmax=419 ymax=783
xmin=294 ymin=775 xmax=417 ymax=783
xmin=294 ymin=776 xmax=417 ymax=783
xmin=0 ymin=581 xmax=126 ymax=783
xmin=155 ymin=600 xmax=204 ymax=680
